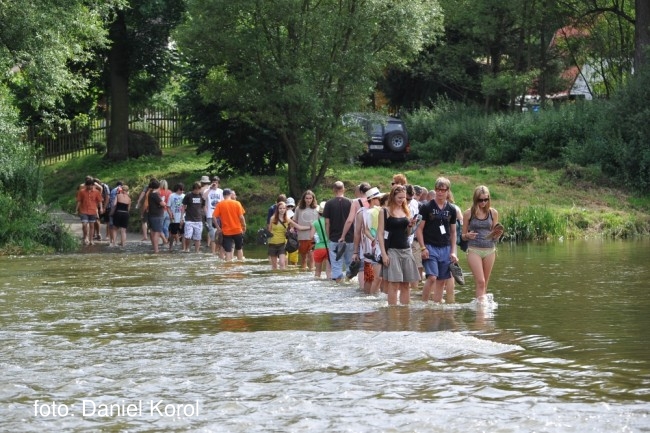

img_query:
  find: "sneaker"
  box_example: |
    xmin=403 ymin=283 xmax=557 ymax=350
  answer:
xmin=450 ymin=262 xmax=465 ymax=285
xmin=334 ymin=241 xmax=347 ymax=261
xmin=346 ymin=259 xmax=361 ymax=279
xmin=485 ymin=223 xmax=504 ymax=240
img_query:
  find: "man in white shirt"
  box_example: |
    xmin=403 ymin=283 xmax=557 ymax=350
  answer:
xmin=203 ymin=176 xmax=223 ymax=254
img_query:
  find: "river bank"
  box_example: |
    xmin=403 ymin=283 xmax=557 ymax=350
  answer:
xmin=39 ymin=145 xmax=650 ymax=251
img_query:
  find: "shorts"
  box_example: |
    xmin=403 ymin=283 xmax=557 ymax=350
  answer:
xmin=113 ymin=211 xmax=129 ymax=229
xmin=80 ymin=214 xmax=98 ymax=223
xmin=382 ymin=248 xmax=420 ymax=283
xmin=363 ymin=261 xmax=374 ymax=283
xmin=100 ymin=211 xmax=110 ymax=224
xmin=313 ymin=248 xmax=328 ymax=264
xmin=148 ymin=215 xmax=164 ymax=232
xmin=422 ymin=244 xmax=452 ymax=280
xmin=298 ymin=240 xmax=314 ymax=255
xmin=222 ymin=233 xmax=244 ymax=252
xmin=184 ymin=221 xmax=203 ymax=241
xmin=268 ymin=243 xmax=286 ymax=257
xmin=169 ymin=222 xmax=182 ymax=235
xmin=206 ymin=219 xmax=218 ymax=240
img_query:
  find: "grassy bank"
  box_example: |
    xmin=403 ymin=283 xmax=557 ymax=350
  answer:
xmin=42 ymin=144 xmax=650 ymax=243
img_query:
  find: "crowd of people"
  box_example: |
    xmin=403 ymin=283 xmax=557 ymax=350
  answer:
xmin=75 ymin=175 xmax=246 ymax=258
xmin=75 ymin=172 xmax=504 ymax=305
xmin=258 ymin=173 xmax=503 ymax=306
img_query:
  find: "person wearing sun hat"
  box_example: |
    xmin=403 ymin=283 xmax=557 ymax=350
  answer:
xmin=353 ymin=187 xmax=385 ymax=293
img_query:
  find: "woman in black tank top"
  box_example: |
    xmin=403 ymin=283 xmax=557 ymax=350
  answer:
xmin=377 ymin=185 xmax=420 ymax=305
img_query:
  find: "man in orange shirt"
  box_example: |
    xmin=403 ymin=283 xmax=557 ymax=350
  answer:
xmin=212 ymin=188 xmax=246 ymax=261
xmin=76 ymin=178 xmax=104 ymax=245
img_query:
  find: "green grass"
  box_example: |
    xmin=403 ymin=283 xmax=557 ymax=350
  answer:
xmin=42 ymin=144 xmax=650 ymax=242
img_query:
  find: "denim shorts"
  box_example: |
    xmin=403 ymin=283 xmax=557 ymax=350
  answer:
xmin=80 ymin=214 xmax=98 ymax=223
xmin=422 ymin=244 xmax=452 ymax=280
xmin=148 ymin=215 xmax=164 ymax=233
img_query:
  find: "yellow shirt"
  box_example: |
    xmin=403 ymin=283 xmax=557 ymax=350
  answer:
xmin=269 ymin=221 xmax=287 ymax=245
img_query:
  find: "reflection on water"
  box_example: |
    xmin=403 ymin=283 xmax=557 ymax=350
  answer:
xmin=1 ymin=239 xmax=650 ymax=432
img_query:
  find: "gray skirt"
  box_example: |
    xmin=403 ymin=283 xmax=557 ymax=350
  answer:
xmin=382 ymin=248 xmax=420 ymax=283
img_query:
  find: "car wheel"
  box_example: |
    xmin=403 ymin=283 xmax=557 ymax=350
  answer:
xmin=384 ymin=131 xmax=407 ymax=152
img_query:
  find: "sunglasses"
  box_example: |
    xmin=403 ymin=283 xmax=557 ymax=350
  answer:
xmin=477 ymin=197 xmax=490 ymax=203
xmin=435 ymin=187 xmax=448 ymax=192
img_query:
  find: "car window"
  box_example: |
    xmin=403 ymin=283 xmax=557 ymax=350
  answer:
xmin=369 ymin=123 xmax=383 ymax=135
xmin=385 ymin=122 xmax=405 ymax=133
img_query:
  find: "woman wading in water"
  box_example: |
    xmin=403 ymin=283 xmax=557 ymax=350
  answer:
xmin=461 ymin=185 xmax=504 ymax=303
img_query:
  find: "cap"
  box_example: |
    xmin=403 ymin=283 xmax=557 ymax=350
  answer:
xmin=286 ymin=197 xmax=296 ymax=207
xmin=223 ymin=188 xmax=233 ymax=196
xmin=200 ymin=175 xmax=210 ymax=184
xmin=365 ymin=187 xmax=385 ymax=199
xmin=318 ymin=201 xmax=327 ymax=213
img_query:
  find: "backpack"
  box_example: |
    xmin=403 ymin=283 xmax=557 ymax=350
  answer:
xmin=457 ymin=220 xmax=468 ymax=252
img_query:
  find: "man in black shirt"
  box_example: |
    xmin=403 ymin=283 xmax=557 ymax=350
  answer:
xmin=323 ymin=181 xmax=353 ymax=282
xmin=415 ymin=177 xmax=458 ymax=302
xmin=181 ymin=182 xmax=205 ymax=252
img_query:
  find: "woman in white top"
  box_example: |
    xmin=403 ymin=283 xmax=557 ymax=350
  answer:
xmin=293 ymin=190 xmax=320 ymax=271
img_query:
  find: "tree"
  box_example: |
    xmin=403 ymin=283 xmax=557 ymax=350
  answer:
xmin=635 ymin=0 xmax=650 ymax=69
xmin=105 ymin=0 xmax=185 ymax=160
xmin=177 ymin=0 xmax=443 ymax=197
xmin=0 ymin=0 xmax=107 ymax=117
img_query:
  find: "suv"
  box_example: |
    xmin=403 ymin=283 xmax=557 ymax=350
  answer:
xmin=342 ymin=113 xmax=410 ymax=162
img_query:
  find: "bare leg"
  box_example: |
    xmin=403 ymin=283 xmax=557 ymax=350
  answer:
xmin=370 ymin=264 xmax=382 ymax=295
xmin=82 ymin=222 xmax=89 ymax=244
xmin=422 ymin=276 xmax=437 ymax=301
xmin=444 ymin=278 xmax=456 ymax=303
xmin=467 ymin=250 xmax=496 ymax=300
xmin=432 ymin=278 xmax=446 ymax=303
xmin=399 ymin=283 xmax=411 ymax=305
xmin=150 ymin=231 xmax=160 ymax=253
xmin=88 ymin=223 xmax=96 ymax=245
xmin=387 ymin=282 xmax=399 ymax=305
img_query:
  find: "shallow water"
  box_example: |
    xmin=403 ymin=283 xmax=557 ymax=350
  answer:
xmin=1 ymin=239 xmax=649 ymax=432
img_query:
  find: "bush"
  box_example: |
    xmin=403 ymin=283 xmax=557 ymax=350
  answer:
xmin=500 ymin=206 xmax=567 ymax=241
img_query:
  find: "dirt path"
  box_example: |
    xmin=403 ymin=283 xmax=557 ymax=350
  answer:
xmin=51 ymin=210 xmax=148 ymax=245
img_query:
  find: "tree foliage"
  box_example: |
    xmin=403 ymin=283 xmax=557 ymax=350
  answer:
xmin=0 ymin=0 xmax=108 ymax=117
xmin=177 ymin=0 xmax=443 ymax=197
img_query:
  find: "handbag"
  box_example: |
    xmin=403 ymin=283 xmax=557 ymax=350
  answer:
xmin=281 ymin=221 xmax=299 ymax=253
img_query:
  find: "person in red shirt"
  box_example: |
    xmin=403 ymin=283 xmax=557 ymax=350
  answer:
xmin=76 ymin=178 xmax=104 ymax=245
xmin=212 ymin=189 xmax=246 ymax=261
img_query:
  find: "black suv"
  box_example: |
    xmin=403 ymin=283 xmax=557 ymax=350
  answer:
xmin=343 ymin=113 xmax=410 ymax=162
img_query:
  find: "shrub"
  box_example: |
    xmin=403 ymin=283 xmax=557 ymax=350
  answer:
xmin=500 ymin=206 xmax=567 ymax=241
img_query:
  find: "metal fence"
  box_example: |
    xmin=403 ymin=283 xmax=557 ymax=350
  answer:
xmin=29 ymin=108 xmax=184 ymax=164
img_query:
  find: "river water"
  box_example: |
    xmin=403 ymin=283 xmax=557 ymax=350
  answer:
xmin=1 ymin=239 xmax=649 ymax=432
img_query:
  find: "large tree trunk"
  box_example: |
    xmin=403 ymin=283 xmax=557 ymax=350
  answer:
xmin=636 ymin=0 xmax=650 ymax=70
xmin=282 ymin=131 xmax=303 ymax=199
xmin=107 ymin=10 xmax=129 ymax=161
